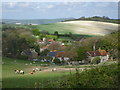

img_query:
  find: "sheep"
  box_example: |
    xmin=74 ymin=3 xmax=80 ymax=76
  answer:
xmin=32 ymin=69 xmax=36 ymax=72
xmin=14 ymin=70 xmax=20 ymax=74
xmin=25 ymin=63 xmax=28 ymax=65
xmin=52 ymin=68 xmax=56 ymax=72
xmin=35 ymin=68 xmax=39 ymax=71
xmin=29 ymin=72 xmax=34 ymax=74
xmin=19 ymin=70 xmax=24 ymax=74
xmin=39 ymin=68 xmax=41 ymax=71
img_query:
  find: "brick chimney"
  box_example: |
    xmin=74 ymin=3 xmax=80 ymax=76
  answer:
xmin=98 ymin=48 xmax=101 ymax=52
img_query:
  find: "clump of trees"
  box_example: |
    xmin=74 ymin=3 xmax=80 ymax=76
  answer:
xmin=64 ymin=16 xmax=119 ymax=24
xmin=2 ymin=28 xmax=39 ymax=59
xmin=76 ymin=31 xmax=119 ymax=61
xmin=32 ymin=29 xmax=57 ymax=40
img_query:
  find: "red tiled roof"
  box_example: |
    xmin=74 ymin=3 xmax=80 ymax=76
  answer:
xmin=38 ymin=40 xmax=43 ymax=42
xmin=100 ymin=50 xmax=108 ymax=56
xmin=42 ymin=46 xmax=48 ymax=49
xmin=48 ymin=39 xmax=54 ymax=42
xmin=87 ymin=50 xmax=108 ymax=57
xmin=56 ymin=52 xmax=65 ymax=57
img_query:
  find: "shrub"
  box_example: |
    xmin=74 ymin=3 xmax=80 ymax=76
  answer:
xmin=91 ymin=56 xmax=101 ymax=64
xmin=53 ymin=58 xmax=61 ymax=64
xmin=44 ymin=63 xmax=119 ymax=88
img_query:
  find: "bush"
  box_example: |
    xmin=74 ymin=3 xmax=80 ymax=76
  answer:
xmin=44 ymin=63 xmax=119 ymax=88
xmin=53 ymin=58 xmax=61 ymax=64
xmin=91 ymin=56 xmax=101 ymax=64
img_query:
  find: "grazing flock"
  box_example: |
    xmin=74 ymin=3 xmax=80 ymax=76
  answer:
xmin=14 ymin=68 xmax=57 ymax=75
xmin=14 ymin=70 xmax=24 ymax=74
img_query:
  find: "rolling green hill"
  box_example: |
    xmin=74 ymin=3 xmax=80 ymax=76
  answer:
xmin=2 ymin=20 xmax=118 ymax=36
xmin=37 ymin=20 xmax=118 ymax=36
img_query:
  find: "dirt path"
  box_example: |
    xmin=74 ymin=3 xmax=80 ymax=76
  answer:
xmin=39 ymin=67 xmax=91 ymax=72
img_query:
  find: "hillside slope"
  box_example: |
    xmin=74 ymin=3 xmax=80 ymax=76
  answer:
xmin=38 ymin=21 xmax=118 ymax=36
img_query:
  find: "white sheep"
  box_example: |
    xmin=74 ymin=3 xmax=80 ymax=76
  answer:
xmin=19 ymin=70 xmax=24 ymax=74
xmin=52 ymin=68 xmax=57 ymax=72
xmin=14 ymin=70 xmax=19 ymax=74
xmin=35 ymin=68 xmax=39 ymax=71
xmin=32 ymin=69 xmax=36 ymax=72
xmin=25 ymin=63 xmax=28 ymax=65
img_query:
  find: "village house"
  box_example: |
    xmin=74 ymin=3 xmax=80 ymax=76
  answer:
xmin=15 ymin=22 xmax=21 ymax=25
xmin=40 ymin=46 xmax=48 ymax=52
xmin=21 ymin=48 xmax=38 ymax=60
xmin=28 ymin=23 xmax=38 ymax=25
xmin=37 ymin=40 xmax=44 ymax=44
xmin=56 ymin=51 xmax=69 ymax=61
xmin=86 ymin=48 xmax=109 ymax=63
xmin=47 ymin=51 xmax=69 ymax=62
xmin=48 ymin=39 xmax=55 ymax=44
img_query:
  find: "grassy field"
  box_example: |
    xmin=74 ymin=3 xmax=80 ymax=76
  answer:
xmin=3 ymin=20 xmax=118 ymax=36
xmin=2 ymin=57 xmax=75 ymax=88
xmin=35 ymin=21 xmax=118 ymax=36
xmin=2 ymin=57 xmax=118 ymax=88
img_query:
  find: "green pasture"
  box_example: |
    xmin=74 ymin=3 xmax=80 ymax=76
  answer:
xmin=2 ymin=57 xmax=74 ymax=88
xmin=2 ymin=57 xmax=117 ymax=88
xmin=37 ymin=23 xmax=77 ymax=34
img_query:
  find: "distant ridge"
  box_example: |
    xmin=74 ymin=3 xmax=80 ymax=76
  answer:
xmin=2 ymin=18 xmax=75 ymax=24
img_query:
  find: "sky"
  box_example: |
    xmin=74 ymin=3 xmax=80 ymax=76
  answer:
xmin=2 ymin=2 xmax=118 ymax=19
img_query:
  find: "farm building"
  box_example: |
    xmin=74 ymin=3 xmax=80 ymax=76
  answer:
xmin=86 ymin=48 xmax=109 ymax=63
xmin=21 ymin=48 xmax=38 ymax=60
xmin=47 ymin=51 xmax=69 ymax=62
xmin=15 ymin=22 xmax=21 ymax=25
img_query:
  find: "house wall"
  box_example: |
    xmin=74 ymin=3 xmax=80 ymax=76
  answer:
xmin=69 ymin=61 xmax=79 ymax=65
xmin=58 ymin=57 xmax=69 ymax=61
xmin=100 ymin=55 xmax=109 ymax=62
xmin=88 ymin=55 xmax=109 ymax=63
xmin=88 ymin=56 xmax=94 ymax=62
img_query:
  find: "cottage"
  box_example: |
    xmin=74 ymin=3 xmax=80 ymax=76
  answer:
xmin=47 ymin=39 xmax=55 ymax=44
xmin=87 ymin=48 xmax=109 ymax=63
xmin=21 ymin=48 xmax=38 ymax=60
xmin=40 ymin=46 xmax=48 ymax=52
xmin=37 ymin=40 xmax=44 ymax=44
xmin=28 ymin=23 xmax=38 ymax=25
xmin=47 ymin=51 xmax=69 ymax=62
xmin=56 ymin=51 xmax=69 ymax=61
xmin=15 ymin=22 xmax=21 ymax=25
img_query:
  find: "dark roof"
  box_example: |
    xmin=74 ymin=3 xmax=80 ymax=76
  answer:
xmin=48 ymin=52 xmax=57 ymax=57
xmin=48 ymin=51 xmax=64 ymax=57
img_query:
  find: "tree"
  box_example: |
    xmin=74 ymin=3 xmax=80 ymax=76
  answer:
xmin=54 ymin=31 xmax=59 ymax=37
xmin=102 ymin=16 xmax=110 ymax=19
xmin=40 ymin=30 xmax=49 ymax=35
xmin=69 ymin=32 xmax=73 ymax=37
xmin=91 ymin=56 xmax=101 ymax=64
xmin=53 ymin=57 xmax=61 ymax=64
xmin=2 ymin=28 xmax=37 ymax=59
xmin=32 ymin=29 xmax=40 ymax=36
xmin=76 ymin=46 xmax=87 ymax=61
